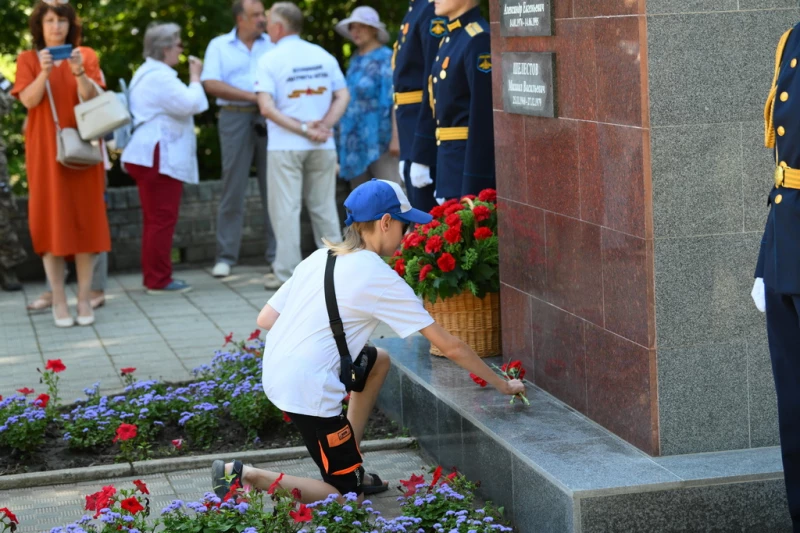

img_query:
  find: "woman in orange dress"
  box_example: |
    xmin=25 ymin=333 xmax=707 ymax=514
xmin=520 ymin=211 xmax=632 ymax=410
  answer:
xmin=12 ymin=0 xmax=110 ymax=328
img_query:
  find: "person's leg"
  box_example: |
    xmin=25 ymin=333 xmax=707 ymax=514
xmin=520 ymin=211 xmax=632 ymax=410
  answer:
xmin=145 ymin=173 xmax=183 ymax=290
xmin=90 ymin=252 xmax=107 ymax=308
xmin=347 ymin=348 xmax=391 ymax=445
xmin=253 ymin=116 xmax=276 ymax=266
xmin=128 ymin=163 xmax=157 ymax=289
xmin=42 ymin=253 xmax=68 ymax=320
xmin=74 ymin=253 xmax=95 ymax=320
xmin=215 ymin=110 xmax=258 ymax=267
xmin=267 ymin=151 xmax=304 ymax=282
xmin=348 ymin=171 xmax=372 ymax=191
xmin=302 ymin=150 xmax=342 ymax=247
xmin=368 ymin=151 xmax=405 ymax=191
xmin=219 ymin=463 xmax=341 ymax=504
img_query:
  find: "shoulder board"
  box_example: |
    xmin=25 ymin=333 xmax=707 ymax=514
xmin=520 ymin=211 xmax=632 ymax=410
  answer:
xmin=465 ymin=22 xmax=484 ymax=37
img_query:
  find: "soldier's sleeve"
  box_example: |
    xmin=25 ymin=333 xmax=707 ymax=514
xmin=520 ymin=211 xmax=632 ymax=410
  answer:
xmin=411 ymin=5 xmax=444 ymax=167
xmin=463 ymin=32 xmax=495 ymax=182
xmin=755 ymin=238 xmax=766 ymax=279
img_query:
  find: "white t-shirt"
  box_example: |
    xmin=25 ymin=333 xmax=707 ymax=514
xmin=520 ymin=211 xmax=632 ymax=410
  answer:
xmin=261 ymin=248 xmax=435 ymax=418
xmin=254 ymin=35 xmax=346 ymax=151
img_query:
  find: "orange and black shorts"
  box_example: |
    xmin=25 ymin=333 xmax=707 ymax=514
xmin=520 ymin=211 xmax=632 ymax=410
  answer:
xmin=287 ymin=411 xmax=365 ymax=495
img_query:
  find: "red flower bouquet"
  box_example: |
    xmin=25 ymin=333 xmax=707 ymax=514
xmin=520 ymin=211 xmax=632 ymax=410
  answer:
xmin=389 ymin=189 xmax=499 ymax=303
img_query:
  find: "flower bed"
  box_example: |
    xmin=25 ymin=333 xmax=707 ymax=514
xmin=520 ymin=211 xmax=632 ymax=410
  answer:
xmin=0 ymin=334 xmax=401 ymax=476
xmin=25 ymin=466 xmax=514 ymax=533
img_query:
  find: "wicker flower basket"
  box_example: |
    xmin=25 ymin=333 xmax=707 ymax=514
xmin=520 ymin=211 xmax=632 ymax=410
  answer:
xmin=424 ymin=291 xmax=501 ymax=357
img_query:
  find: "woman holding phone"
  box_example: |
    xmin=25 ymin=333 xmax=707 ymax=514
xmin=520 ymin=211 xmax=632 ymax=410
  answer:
xmin=12 ymin=0 xmax=110 ymax=328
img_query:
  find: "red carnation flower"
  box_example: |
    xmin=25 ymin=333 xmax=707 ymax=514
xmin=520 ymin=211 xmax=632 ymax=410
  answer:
xmin=441 ymin=198 xmax=459 ymax=208
xmin=34 ymin=393 xmax=50 ymax=408
xmin=268 ymin=472 xmax=284 ymax=495
xmin=113 ymin=423 xmax=138 ymax=443
xmin=478 ymin=189 xmax=497 ymax=203
xmin=290 ymin=503 xmax=313 ymax=523
xmin=462 ymin=194 xmax=477 ymax=201
xmin=282 ymin=411 xmax=292 ymax=423
xmin=473 ymin=205 xmax=491 ymax=222
xmin=430 ymin=205 xmax=446 ymax=218
xmin=392 ymin=250 xmax=402 ymax=257
xmin=419 ymin=264 xmax=434 ymax=281
xmin=399 ymin=473 xmax=426 ymax=497
xmin=16 ymin=387 xmax=34 ymax=395
xmin=120 ymin=367 xmax=136 ymax=375
xmin=0 ymin=507 xmax=18 ymax=524
xmin=443 ymin=225 xmax=462 ymax=244
xmin=437 ymin=253 xmax=456 ymax=273
xmin=469 ymin=373 xmax=488 ymax=387
xmin=223 ymin=332 xmax=234 ymax=346
xmin=444 ymin=203 xmax=464 ymax=216
xmin=45 ymin=359 xmax=66 ymax=373
xmin=425 ymin=234 xmax=444 ymax=254
xmin=474 ymin=227 xmax=493 ymax=240
xmin=248 ymin=329 xmax=261 ymax=341
xmin=394 ymin=258 xmax=406 ymax=277
xmin=429 ymin=220 xmax=441 ymax=228
xmin=403 ymin=232 xmax=425 ymax=249
xmin=120 ymin=496 xmax=144 ymax=515
xmin=445 ymin=213 xmax=462 ymax=227
xmin=171 ymin=438 xmax=183 ymax=449
xmin=133 ymin=479 xmax=149 ymax=495
xmin=291 ymin=488 xmax=302 ymax=500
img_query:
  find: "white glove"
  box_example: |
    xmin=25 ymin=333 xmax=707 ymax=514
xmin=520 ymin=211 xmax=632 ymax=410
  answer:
xmin=409 ymin=163 xmax=433 ymax=188
xmin=435 ymin=196 xmax=446 ymax=205
xmin=751 ymin=277 xmax=766 ymax=313
xmin=398 ymin=161 xmax=405 ymax=179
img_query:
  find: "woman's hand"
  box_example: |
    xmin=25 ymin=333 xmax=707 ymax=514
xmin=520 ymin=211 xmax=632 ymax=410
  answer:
xmin=38 ymin=49 xmax=54 ymax=78
xmin=188 ymin=56 xmax=203 ymax=81
xmin=499 ymin=378 xmax=525 ymax=397
xmin=68 ymin=48 xmax=84 ymax=75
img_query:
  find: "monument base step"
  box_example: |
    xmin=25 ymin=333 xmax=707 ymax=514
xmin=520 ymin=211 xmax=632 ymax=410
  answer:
xmin=374 ymin=337 xmax=791 ymax=533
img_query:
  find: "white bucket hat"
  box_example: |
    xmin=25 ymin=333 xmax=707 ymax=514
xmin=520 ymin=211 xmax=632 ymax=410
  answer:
xmin=335 ymin=6 xmax=390 ymax=45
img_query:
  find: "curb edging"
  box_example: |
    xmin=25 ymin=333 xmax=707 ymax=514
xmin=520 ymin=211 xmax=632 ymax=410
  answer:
xmin=0 ymin=437 xmax=416 ymax=491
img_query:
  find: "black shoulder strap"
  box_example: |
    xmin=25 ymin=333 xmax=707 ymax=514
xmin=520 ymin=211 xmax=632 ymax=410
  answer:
xmin=324 ymin=251 xmax=352 ymax=367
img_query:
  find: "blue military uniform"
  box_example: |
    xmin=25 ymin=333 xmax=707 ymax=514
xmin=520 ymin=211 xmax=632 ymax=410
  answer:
xmin=414 ymin=6 xmax=494 ymax=200
xmin=757 ymin=22 xmax=800 ymax=531
xmin=392 ymin=0 xmax=445 ymax=212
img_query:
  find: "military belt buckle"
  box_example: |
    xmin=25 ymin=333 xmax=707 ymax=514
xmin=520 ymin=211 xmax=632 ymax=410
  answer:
xmin=775 ymin=166 xmax=785 ymax=188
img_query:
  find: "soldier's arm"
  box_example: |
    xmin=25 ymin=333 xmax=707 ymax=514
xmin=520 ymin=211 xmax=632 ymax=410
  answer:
xmin=463 ymin=33 xmax=495 ymax=182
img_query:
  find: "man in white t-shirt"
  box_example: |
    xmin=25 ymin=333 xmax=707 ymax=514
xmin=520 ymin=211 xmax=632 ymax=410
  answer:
xmin=211 ymin=179 xmax=525 ymax=503
xmin=254 ymin=2 xmax=349 ymax=290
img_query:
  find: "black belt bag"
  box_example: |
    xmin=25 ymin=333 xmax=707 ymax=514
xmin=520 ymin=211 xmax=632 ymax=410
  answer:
xmin=325 ymin=251 xmax=370 ymax=393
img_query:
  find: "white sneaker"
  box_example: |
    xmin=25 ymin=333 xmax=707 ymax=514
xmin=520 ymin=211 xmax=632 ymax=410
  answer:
xmin=212 ymin=262 xmax=231 ymax=278
xmin=263 ymin=273 xmax=284 ymax=290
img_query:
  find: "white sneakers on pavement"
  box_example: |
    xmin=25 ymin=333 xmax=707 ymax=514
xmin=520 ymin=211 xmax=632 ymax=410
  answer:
xmin=263 ymin=273 xmax=284 ymax=290
xmin=212 ymin=262 xmax=231 ymax=278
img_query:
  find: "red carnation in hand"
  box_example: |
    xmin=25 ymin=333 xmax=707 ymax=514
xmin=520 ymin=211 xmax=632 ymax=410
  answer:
xmin=478 ymin=189 xmax=497 ymax=202
xmin=133 ymin=479 xmax=149 ymax=495
xmin=399 ymin=473 xmax=426 ymax=497
xmin=268 ymin=472 xmax=285 ymax=495
xmin=430 ymin=205 xmax=446 ymax=218
xmin=16 ymin=387 xmax=34 ymax=395
xmin=223 ymin=332 xmax=234 ymax=346
xmin=248 ymin=329 xmax=261 ymax=341
xmin=0 ymin=507 xmax=18 ymax=525
xmin=45 ymin=359 xmax=66 ymax=373
xmin=290 ymin=503 xmax=313 ymax=522
xmin=437 ymin=253 xmax=456 ymax=273
xmin=120 ymin=367 xmax=136 ymax=376
xmin=419 ymin=264 xmax=434 ymax=281
xmin=473 ymin=205 xmax=491 ymax=222
xmin=34 ymin=393 xmax=50 ymax=408
xmin=394 ymin=258 xmax=406 ymax=277
xmin=474 ymin=227 xmax=493 ymax=240
xmin=113 ymin=423 xmax=138 ymax=443
xmin=443 ymin=225 xmax=462 ymax=244
xmin=425 ymin=234 xmax=444 ymax=254
xmin=120 ymin=496 xmax=144 ymax=515
xmin=469 ymin=373 xmax=488 ymax=387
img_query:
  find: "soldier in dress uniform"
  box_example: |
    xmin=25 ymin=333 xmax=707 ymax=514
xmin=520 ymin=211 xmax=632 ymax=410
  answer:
xmin=392 ymin=0 xmax=446 ymax=213
xmin=415 ymin=0 xmax=494 ymax=200
xmin=753 ymin=22 xmax=800 ymax=531
xmin=0 ymin=73 xmax=26 ymax=292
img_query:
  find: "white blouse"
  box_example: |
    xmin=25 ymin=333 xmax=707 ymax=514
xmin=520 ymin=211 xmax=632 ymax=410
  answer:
xmin=121 ymin=58 xmax=209 ymax=184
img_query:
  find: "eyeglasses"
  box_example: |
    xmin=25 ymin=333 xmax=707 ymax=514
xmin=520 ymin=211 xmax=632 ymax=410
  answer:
xmin=42 ymin=0 xmax=69 ymax=5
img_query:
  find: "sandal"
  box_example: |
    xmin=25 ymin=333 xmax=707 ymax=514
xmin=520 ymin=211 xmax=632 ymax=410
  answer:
xmin=90 ymin=295 xmax=106 ymax=309
xmin=362 ymin=472 xmax=389 ymax=495
xmin=211 ymin=459 xmax=244 ymax=499
xmin=26 ymin=294 xmax=52 ymax=314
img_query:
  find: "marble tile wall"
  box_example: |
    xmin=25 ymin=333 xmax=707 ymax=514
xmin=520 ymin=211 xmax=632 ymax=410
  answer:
xmin=493 ymin=2 xmax=660 ymax=454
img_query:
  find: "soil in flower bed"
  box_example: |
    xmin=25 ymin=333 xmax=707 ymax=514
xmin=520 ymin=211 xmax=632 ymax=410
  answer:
xmin=0 ymin=405 xmax=401 ymax=476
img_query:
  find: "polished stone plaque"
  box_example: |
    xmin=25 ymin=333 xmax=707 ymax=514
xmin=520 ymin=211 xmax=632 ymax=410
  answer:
xmin=499 ymin=0 xmax=552 ymax=37
xmin=501 ymin=52 xmax=556 ymax=118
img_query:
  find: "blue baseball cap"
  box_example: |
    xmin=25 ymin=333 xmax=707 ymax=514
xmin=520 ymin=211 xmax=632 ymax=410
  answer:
xmin=344 ymin=179 xmax=433 ymax=226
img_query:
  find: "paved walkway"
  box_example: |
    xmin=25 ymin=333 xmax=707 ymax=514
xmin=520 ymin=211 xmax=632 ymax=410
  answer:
xmin=0 ymin=266 xmax=396 ymax=401
xmin=0 ymin=448 xmax=430 ymax=533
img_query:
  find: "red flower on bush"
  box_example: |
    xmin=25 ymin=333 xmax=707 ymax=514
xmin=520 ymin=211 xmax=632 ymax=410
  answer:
xmin=223 ymin=479 xmax=241 ymax=503
xmin=16 ymin=387 xmax=34 ymax=395
xmin=171 ymin=438 xmax=183 ymax=450
xmin=120 ymin=367 xmax=136 ymax=375
xmin=430 ymin=466 xmax=443 ymax=487
xmin=394 ymin=258 xmax=406 ymax=277
xmin=268 ymin=473 xmax=285 ymax=495
xmin=133 ymin=479 xmax=149 ymax=495
xmin=282 ymin=412 xmax=292 ymax=423
xmin=473 ymin=205 xmax=491 ymax=223
xmin=399 ymin=473 xmax=426 ymax=497
xmin=291 ymin=488 xmax=302 ymax=500
xmin=474 ymin=227 xmax=493 ymax=240
xmin=34 ymin=393 xmax=50 ymax=408
xmin=290 ymin=503 xmax=313 ymax=523
xmin=469 ymin=373 xmax=487 ymax=387
xmin=113 ymin=423 xmax=138 ymax=443
xmin=248 ymin=329 xmax=261 ymax=341
xmin=120 ymin=496 xmax=144 ymax=515
xmin=443 ymin=225 xmax=462 ymax=244
xmin=45 ymin=359 xmax=66 ymax=373
xmin=85 ymin=486 xmax=116 ymax=518
xmin=223 ymin=332 xmax=234 ymax=346
xmin=425 ymin=234 xmax=444 ymax=254
xmin=0 ymin=507 xmax=18 ymax=524
xmin=437 ymin=253 xmax=456 ymax=273
xmin=478 ymin=189 xmax=497 ymax=202
xmin=419 ymin=264 xmax=434 ymax=281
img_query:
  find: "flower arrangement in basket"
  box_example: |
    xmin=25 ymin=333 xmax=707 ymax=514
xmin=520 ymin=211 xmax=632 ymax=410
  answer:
xmin=388 ymin=189 xmax=501 ymax=357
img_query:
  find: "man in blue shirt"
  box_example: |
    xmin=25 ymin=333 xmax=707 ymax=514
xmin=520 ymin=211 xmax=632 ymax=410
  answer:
xmin=202 ymin=0 xmax=276 ymax=279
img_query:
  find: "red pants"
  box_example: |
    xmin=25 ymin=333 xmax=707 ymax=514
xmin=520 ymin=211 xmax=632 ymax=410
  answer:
xmin=125 ymin=145 xmax=183 ymax=290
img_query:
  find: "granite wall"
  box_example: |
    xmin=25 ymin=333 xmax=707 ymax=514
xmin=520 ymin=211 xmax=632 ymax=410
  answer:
xmin=494 ymin=0 xmax=796 ymax=455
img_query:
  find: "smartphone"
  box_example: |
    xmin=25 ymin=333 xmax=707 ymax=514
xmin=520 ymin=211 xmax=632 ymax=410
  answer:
xmin=47 ymin=44 xmax=73 ymax=60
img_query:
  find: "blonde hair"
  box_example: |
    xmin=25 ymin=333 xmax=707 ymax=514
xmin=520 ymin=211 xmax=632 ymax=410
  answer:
xmin=323 ymin=222 xmax=375 ymax=256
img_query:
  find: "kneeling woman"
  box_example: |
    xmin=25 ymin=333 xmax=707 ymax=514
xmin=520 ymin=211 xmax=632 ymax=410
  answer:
xmin=212 ymin=179 xmax=524 ymax=502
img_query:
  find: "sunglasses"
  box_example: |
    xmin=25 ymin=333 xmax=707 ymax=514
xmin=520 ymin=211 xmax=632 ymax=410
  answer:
xmin=42 ymin=0 xmax=70 ymax=4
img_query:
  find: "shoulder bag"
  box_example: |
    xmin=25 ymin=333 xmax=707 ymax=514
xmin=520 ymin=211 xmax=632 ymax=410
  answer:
xmin=324 ymin=250 xmax=371 ymax=393
xmin=45 ymin=81 xmax=103 ymax=169
xmin=73 ymin=79 xmax=131 ymax=141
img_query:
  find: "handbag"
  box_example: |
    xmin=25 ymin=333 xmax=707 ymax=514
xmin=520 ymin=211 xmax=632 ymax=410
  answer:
xmin=73 ymin=80 xmax=131 ymax=141
xmin=45 ymin=81 xmax=103 ymax=169
xmin=324 ymin=250 xmax=371 ymax=393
